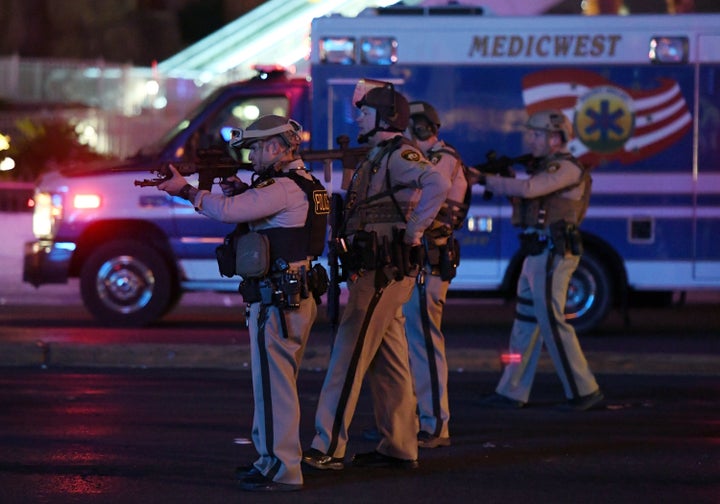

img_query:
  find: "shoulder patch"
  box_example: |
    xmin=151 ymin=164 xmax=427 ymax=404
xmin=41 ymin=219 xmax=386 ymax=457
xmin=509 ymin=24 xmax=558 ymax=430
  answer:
xmin=400 ymin=149 xmax=422 ymax=162
xmin=255 ymin=178 xmax=275 ymax=188
xmin=429 ymin=153 xmax=442 ymax=165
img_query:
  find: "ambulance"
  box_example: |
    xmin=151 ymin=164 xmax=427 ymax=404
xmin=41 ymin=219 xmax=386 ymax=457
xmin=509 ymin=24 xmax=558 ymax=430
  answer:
xmin=24 ymin=5 xmax=720 ymax=332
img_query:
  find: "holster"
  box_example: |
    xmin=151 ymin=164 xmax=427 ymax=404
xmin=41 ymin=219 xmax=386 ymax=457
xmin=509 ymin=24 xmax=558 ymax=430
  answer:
xmin=391 ymin=227 xmax=423 ymax=280
xmin=438 ymin=235 xmax=460 ymax=281
xmin=550 ymin=220 xmax=583 ymax=256
xmin=340 ymin=230 xmax=378 ymax=272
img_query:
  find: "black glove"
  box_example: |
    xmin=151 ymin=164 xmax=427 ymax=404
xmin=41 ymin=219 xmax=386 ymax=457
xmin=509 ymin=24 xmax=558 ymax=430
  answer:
xmin=220 ymin=176 xmax=249 ymax=197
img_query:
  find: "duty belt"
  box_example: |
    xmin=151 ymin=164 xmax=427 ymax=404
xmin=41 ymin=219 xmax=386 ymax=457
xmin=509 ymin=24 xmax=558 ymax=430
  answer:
xmin=519 ymin=229 xmax=550 ymax=256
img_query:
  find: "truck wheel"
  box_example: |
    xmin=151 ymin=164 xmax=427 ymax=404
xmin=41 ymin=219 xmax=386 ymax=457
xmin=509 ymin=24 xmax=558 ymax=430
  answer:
xmin=564 ymin=251 xmax=612 ymax=334
xmin=80 ymin=240 xmax=172 ymax=326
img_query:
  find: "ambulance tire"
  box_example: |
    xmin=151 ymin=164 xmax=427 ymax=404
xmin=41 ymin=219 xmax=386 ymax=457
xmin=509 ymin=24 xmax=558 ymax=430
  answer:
xmin=564 ymin=250 xmax=611 ymax=334
xmin=163 ymin=283 xmax=183 ymax=316
xmin=80 ymin=240 xmax=172 ymax=327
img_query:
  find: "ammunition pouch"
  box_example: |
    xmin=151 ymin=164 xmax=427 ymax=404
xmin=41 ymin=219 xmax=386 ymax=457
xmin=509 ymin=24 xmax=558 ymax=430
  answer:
xmin=550 ymin=220 xmax=583 ymax=256
xmin=307 ymin=263 xmax=330 ymax=303
xmin=235 ymin=232 xmax=270 ymax=279
xmin=519 ymin=231 xmax=549 ymax=256
xmin=238 ymin=265 xmax=312 ymax=310
xmin=337 ymin=228 xmax=423 ymax=280
xmin=512 ymin=198 xmax=542 ymax=228
xmin=216 ymin=233 xmax=237 ymax=278
xmin=215 ymin=224 xmax=249 ymax=278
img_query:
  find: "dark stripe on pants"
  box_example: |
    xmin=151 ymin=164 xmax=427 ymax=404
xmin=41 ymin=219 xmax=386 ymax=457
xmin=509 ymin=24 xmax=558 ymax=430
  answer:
xmin=327 ymin=286 xmax=385 ymax=455
xmin=544 ymin=253 xmax=580 ymax=398
xmin=419 ymin=280 xmax=442 ymax=437
xmin=258 ymin=304 xmax=282 ymax=479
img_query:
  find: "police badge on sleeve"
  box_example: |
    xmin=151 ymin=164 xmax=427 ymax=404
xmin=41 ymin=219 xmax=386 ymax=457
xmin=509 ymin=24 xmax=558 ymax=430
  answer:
xmin=255 ymin=179 xmax=275 ymax=188
xmin=401 ymin=149 xmax=421 ymax=162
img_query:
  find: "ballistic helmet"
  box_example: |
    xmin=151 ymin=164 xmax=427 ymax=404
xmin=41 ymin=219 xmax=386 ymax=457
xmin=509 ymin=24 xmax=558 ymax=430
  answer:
xmin=409 ymin=101 xmax=441 ymax=130
xmin=409 ymin=101 xmax=441 ymax=140
xmin=230 ymin=115 xmax=303 ymax=150
xmin=525 ymin=110 xmax=573 ymax=142
xmin=355 ymin=83 xmax=410 ymax=132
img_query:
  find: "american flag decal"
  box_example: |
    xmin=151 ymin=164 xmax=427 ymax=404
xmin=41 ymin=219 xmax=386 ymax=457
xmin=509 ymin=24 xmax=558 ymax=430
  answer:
xmin=522 ymin=69 xmax=692 ymax=166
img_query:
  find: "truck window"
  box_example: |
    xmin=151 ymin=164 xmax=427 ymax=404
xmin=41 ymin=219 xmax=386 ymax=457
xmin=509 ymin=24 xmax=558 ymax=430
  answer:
xmin=192 ymin=96 xmax=290 ymax=154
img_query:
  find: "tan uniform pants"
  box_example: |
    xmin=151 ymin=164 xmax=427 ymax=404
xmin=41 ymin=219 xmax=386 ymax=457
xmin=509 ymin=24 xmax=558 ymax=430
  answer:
xmin=496 ymin=249 xmax=599 ymax=403
xmin=311 ymin=271 xmax=418 ymax=461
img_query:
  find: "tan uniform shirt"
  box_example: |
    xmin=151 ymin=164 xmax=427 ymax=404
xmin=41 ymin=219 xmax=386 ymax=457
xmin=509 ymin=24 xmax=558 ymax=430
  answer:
xmin=484 ymin=155 xmax=584 ymax=202
xmin=349 ymin=135 xmax=450 ymax=245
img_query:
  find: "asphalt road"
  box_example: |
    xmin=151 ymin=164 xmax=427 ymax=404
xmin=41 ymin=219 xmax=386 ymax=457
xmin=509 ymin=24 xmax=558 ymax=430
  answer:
xmin=0 ymin=368 xmax=717 ymax=504
xmin=2 ymin=212 xmax=719 ymax=503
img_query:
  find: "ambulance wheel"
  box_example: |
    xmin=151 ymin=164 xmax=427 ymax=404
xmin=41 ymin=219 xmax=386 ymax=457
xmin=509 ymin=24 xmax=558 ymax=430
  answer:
xmin=80 ymin=240 xmax=172 ymax=326
xmin=564 ymin=251 xmax=611 ymax=334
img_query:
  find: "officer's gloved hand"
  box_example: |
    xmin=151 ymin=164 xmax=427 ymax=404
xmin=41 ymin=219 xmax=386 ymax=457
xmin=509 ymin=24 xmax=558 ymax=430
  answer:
xmin=157 ymin=164 xmax=189 ymax=196
xmin=219 ymin=176 xmax=249 ymax=197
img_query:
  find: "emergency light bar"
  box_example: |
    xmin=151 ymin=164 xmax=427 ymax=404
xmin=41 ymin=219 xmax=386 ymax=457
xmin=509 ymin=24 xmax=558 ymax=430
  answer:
xmin=319 ymin=36 xmax=397 ymax=65
xmin=319 ymin=37 xmax=355 ymax=64
xmin=649 ymin=36 xmax=688 ymax=63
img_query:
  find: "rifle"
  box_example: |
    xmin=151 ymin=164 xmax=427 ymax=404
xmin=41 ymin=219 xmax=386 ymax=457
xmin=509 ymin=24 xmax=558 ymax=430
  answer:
xmin=132 ymin=148 xmax=252 ymax=191
xmin=325 ymin=192 xmax=346 ymax=337
xmin=473 ymin=151 xmax=536 ymax=200
xmin=300 ymin=135 xmax=369 ymax=185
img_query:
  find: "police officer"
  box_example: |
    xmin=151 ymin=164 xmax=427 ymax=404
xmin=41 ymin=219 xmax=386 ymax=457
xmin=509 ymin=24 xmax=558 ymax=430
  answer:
xmin=478 ymin=109 xmax=603 ymax=411
xmin=302 ymin=81 xmax=450 ymax=470
xmin=404 ymin=101 xmax=468 ymax=448
xmin=157 ymin=115 xmax=329 ymax=492
xmin=362 ymin=101 xmax=467 ymax=447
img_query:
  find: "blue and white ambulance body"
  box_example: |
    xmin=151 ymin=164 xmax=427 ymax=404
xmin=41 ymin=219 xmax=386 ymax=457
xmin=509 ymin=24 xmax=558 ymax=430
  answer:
xmin=24 ymin=6 xmax=720 ymax=331
xmin=308 ymin=7 xmax=720 ymax=331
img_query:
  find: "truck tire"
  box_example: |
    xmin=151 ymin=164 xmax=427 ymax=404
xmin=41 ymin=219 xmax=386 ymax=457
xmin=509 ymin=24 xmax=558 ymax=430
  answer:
xmin=564 ymin=250 xmax=612 ymax=334
xmin=80 ymin=240 xmax=172 ymax=326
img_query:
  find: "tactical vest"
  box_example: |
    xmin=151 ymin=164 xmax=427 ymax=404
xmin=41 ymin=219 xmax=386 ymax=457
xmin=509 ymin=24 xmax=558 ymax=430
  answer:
xmin=342 ymin=135 xmax=416 ymax=236
xmin=511 ymin=152 xmax=591 ymax=229
xmin=257 ymin=169 xmax=330 ymax=262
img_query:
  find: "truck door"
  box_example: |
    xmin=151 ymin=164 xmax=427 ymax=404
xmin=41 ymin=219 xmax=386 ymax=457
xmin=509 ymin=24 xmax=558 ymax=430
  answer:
xmin=695 ymin=36 xmax=720 ymax=280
